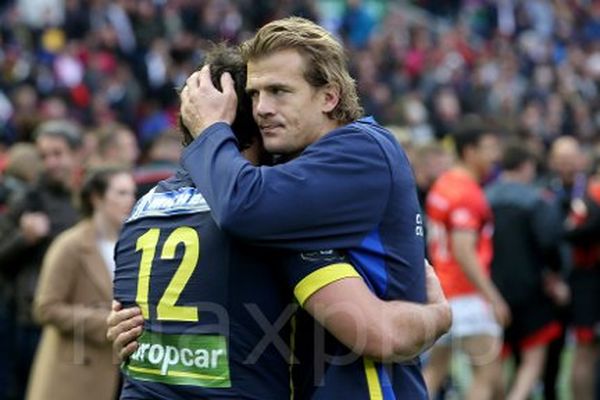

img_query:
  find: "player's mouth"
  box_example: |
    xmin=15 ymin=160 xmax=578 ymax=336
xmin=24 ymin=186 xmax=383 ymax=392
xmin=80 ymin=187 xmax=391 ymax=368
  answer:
xmin=259 ymin=124 xmax=284 ymax=135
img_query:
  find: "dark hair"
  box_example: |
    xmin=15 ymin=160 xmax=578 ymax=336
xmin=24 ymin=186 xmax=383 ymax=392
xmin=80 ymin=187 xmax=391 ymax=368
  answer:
xmin=501 ymin=142 xmax=535 ymax=171
xmin=178 ymin=44 xmax=260 ymax=149
xmin=452 ymin=117 xmax=497 ymax=160
xmin=33 ymin=119 xmax=83 ymax=150
xmin=79 ymin=165 xmax=131 ymax=217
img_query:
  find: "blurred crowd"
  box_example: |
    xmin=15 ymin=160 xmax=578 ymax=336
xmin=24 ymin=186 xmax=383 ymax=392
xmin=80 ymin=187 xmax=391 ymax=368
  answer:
xmin=0 ymin=0 xmax=599 ymax=399
xmin=2 ymin=0 xmax=600 ymax=163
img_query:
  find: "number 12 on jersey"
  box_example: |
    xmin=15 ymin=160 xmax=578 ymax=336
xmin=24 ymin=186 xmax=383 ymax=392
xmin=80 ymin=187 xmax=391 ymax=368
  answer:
xmin=135 ymin=226 xmax=200 ymax=322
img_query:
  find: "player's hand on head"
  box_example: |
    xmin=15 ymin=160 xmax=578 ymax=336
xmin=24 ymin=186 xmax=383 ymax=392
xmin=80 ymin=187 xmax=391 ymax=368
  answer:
xmin=107 ymin=300 xmax=144 ymax=361
xmin=181 ymin=65 xmax=237 ymax=138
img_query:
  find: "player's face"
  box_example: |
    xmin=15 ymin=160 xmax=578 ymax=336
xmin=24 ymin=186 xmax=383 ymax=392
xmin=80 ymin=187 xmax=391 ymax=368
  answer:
xmin=37 ymin=135 xmax=79 ymax=187
xmin=97 ymin=172 xmax=136 ymax=227
xmin=246 ymin=49 xmax=337 ymax=156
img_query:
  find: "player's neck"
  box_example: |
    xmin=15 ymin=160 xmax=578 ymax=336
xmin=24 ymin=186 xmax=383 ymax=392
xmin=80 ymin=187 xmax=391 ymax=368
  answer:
xmin=311 ymin=118 xmax=343 ymax=145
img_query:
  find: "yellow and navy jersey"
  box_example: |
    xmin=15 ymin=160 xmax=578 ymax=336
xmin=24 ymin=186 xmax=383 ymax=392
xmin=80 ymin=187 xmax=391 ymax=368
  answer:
xmin=114 ymin=171 xmax=293 ymax=399
xmin=182 ymin=117 xmax=428 ymax=399
xmin=282 ymin=251 xmax=427 ymax=400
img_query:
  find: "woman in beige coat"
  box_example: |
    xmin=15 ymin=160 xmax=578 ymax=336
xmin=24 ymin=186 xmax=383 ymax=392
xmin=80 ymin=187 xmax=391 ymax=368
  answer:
xmin=27 ymin=165 xmax=136 ymax=400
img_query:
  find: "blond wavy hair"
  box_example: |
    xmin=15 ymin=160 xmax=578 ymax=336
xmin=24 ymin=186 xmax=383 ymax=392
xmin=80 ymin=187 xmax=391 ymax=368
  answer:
xmin=241 ymin=17 xmax=363 ymax=124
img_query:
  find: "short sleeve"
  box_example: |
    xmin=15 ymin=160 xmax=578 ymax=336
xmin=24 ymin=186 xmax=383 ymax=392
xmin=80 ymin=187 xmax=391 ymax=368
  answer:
xmin=448 ymin=206 xmax=480 ymax=230
xmin=282 ymin=250 xmax=362 ymax=307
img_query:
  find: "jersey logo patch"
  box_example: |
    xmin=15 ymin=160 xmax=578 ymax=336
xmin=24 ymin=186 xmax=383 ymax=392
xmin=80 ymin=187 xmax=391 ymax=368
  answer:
xmin=127 ymin=186 xmax=210 ymax=222
xmin=300 ymin=249 xmax=345 ymax=262
xmin=123 ymin=331 xmax=231 ymax=388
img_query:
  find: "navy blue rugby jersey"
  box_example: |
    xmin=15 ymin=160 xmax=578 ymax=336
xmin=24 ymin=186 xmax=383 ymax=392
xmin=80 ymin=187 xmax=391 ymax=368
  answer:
xmin=182 ymin=116 xmax=428 ymax=399
xmin=113 ymin=170 xmax=361 ymax=400
xmin=282 ymin=250 xmax=424 ymax=400
xmin=113 ymin=170 xmax=294 ymax=400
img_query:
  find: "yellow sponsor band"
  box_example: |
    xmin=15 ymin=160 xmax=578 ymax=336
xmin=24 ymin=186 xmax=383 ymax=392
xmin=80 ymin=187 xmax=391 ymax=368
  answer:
xmin=126 ymin=365 xmax=228 ymax=381
xmin=294 ymin=263 xmax=361 ymax=307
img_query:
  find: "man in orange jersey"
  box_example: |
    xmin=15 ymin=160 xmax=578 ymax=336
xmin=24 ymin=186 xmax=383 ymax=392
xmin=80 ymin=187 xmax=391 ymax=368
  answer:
xmin=423 ymin=119 xmax=510 ymax=400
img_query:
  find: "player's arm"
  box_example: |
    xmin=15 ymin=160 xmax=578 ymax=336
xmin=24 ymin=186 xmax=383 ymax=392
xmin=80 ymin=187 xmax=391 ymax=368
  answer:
xmin=181 ymin=124 xmax=390 ymax=250
xmin=302 ymin=262 xmax=451 ymax=362
xmin=107 ymin=261 xmax=452 ymax=363
xmin=450 ymin=229 xmax=510 ymax=326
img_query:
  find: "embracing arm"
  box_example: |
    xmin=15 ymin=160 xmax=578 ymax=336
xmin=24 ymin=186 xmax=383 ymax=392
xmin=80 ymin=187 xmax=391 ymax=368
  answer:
xmin=182 ymin=123 xmax=390 ymax=249
xmin=302 ymin=262 xmax=451 ymax=362
xmin=180 ymin=68 xmax=388 ymax=249
xmin=107 ymin=262 xmax=451 ymax=363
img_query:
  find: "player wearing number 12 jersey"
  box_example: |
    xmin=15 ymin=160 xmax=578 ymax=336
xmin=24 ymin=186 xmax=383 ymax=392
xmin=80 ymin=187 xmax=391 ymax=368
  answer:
xmin=113 ymin=47 xmax=287 ymax=399
xmin=112 ymin=46 xmax=364 ymax=399
xmin=114 ymin=170 xmax=363 ymax=399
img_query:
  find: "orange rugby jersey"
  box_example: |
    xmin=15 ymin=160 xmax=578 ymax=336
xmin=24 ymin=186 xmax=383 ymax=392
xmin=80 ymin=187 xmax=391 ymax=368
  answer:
xmin=426 ymin=169 xmax=494 ymax=298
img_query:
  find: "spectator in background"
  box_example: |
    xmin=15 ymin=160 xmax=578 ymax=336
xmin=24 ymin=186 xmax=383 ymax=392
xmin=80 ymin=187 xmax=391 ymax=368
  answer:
xmin=3 ymin=1 xmax=600 ymax=157
xmin=541 ymin=136 xmax=588 ymax=400
xmin=0 ymin=143 xmax=42 ymax=214
xmin=400 ymin=93 xmax=435 ymax=145
xmin=430 ymin=87 xmax=462 ymax=140
xmin=563 ymin=155 xmax=600 ymax=400
xmin=424 ymin=120 xmax=510 ymax=400
xmin=27 ymin=165 xmax=136 ymax=400
xmin=411 ymin=142 xmax=454 ymax=207
xmin=340 ymin=0 xmax=375 ymax=50
xmin=486 ymin=143 xmax=563 ymax=400
xmin=94 ymin=123 xmax=139 ymax=168
xmin=4 ymin=85 xmax=40 ymax=144
xmin=133 ymin=130 xmax=181 ymax=198
xmin=0 ymin=119 xmax=82 ymax=400
xmin=0 ymin=143 xmax=41 ymax=400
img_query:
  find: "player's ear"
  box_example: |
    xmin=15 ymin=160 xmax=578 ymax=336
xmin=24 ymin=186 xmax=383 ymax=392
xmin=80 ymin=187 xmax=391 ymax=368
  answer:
xmin=319 ymin=83 xmax=340 ymax=114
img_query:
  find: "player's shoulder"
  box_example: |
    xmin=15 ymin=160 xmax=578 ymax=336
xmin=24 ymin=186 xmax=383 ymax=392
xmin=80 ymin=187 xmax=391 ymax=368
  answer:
xmin=430 ymin=170 xmax=483 ymax=209
xmin=430 ymin=170 xmax=470 ymax=196
xmin=313 ymin=117 xmax=407 ymax=172
xmin=317 ymin=117 xmax=395 ymax=149
xmin=127 ymin=170 xmax=210 ymax=223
